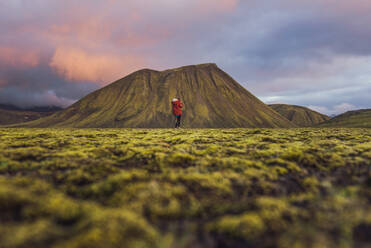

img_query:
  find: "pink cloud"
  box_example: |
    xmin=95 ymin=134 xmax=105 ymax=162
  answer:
xmin=38 ymin=0 xmax=241 ymax=84
xmin=195 ymin=0 xmax=239 ymax=13
xmin=0 ymin=79 xmax=7 ymax=87
xmin=0 ymin=0 xmax=242 ymax=95
xmin=49 ymin=47 xmax=145 ymax=84
xmin=43 ymin=0 xmax=239 ymax=48
xmin=1 ymin=0 xmax=242 ymax=69
xmin=0 ymin=47 xmax=40 ymax=68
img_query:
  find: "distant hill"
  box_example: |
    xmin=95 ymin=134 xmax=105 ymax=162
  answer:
xmin=0 ymin=104 xmax=63 ymax=112
xmin=269 ymin=104 xmax=330 ymax=127
xmin=317 ymin=109 xmax=371 ymax=128
xmin=11 ymin=63 xmax=295 ymax=128
xmin=0 ymin=104 xmax=62 ymax=125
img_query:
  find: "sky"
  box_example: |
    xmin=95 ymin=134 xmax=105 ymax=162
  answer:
xmin=0 ymin=0 xmax=370 ymax=115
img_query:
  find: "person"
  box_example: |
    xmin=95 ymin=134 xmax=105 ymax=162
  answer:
xmin=172 ymin=98 xmax=183 ymax=128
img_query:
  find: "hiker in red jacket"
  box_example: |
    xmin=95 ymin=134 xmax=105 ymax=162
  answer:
xmin=172 ymin=98 xmax=183 ymax=128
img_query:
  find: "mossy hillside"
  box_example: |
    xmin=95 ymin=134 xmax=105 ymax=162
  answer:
xmin=269 ymin=104 xmax=330 ymax=127
xmin=318 ymin=109 xmax=371 ymax=128
xmin=11 ymin=64 xmax=295 ymax=128
xmin=0 ymin=128 xmax=370 ymax=248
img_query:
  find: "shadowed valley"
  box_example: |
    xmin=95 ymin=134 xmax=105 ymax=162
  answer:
xmin=0 ymin=104 xmax=62 ymax=125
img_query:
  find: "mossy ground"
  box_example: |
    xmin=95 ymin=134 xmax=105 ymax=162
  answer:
xmin=0 ymin=128 xmax=370 ymax=248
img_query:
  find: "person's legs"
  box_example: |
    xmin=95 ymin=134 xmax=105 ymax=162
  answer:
xmin=175 ymin=115 xmax=181 ymax=128
xmin=177 ymin=115 xmax=181 ymax=128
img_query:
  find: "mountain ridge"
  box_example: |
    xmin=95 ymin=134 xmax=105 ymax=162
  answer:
xmin=317 ymin=109 xmax=371 ymax=128
xmin=269 ymin=104 xmax=329 ymax=127
xmin=9 ymin=63 xmax=296 ymax=128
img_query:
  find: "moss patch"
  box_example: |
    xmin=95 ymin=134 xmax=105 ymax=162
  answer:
xmin=0 ymin=128 xmax=370 ymax=247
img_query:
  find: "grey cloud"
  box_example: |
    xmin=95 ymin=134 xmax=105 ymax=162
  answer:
xmin=260 ymin=83 xmax=371 ymax=115
xmin=0 ymin=65 xmax=100 ymax=108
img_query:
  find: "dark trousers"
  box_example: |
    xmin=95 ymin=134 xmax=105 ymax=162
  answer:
xmin=175 ymin=115 xmax=181 ymax=128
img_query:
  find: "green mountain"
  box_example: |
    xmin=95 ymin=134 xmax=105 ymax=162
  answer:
xmin=12 ymin=64 xmax=295 ymax=128
xmin=0 ymin=105 xmax=61 ymax=125
xmin=269 ymin=104 xmax=329 ymax=127
xmin=317 ymin=109 xmax=371 ymax=128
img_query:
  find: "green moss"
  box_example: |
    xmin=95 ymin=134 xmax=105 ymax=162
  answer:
xmin=210 ymin=213 xmax=265 ymax=240
xmin=163 ymin=152 xmax=196 ymax=168
xmin=0 ymin=128 xmax=370 ymax=247
xmin=302 ymin=176 xmax=321 ymax=192
xmin=0 ymin=177 xmax=162 ymax=248
xmin=54 ymin=210 xmax=159 ymax=248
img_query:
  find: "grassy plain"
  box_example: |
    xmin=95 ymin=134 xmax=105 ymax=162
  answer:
xmin=0 ymin=128 xmax=370 ymax=248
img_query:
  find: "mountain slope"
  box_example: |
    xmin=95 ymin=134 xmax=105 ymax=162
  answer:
xmin=0 ymin=105 xmax=62 ymax=125
xmin=317 ymin=109 xmax=371 ymax=128
xmin=13 ymin=64 xmax=295 ymax=128
xmin=269 ymin=104 xmax=329 ymax=127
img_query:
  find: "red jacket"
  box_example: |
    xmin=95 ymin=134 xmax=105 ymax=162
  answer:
xmin=172 ymin=100 xmax=183 ymax=115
